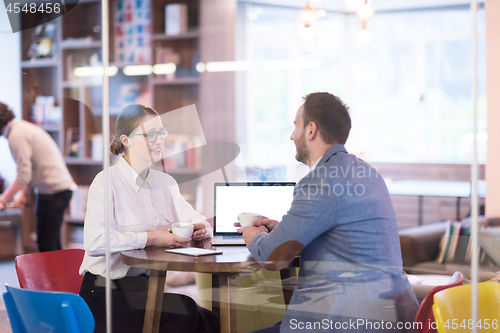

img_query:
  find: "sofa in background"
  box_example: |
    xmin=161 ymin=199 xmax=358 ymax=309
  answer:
xmin=399 ymin=216 xmax=500 ymax=276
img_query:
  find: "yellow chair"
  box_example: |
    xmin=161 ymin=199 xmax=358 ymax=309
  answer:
xmin=432 ymin=281 xmax=500 ymax=332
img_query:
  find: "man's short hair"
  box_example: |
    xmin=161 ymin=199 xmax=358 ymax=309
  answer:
xmin=0 ymin=102 xmax=15 ymax=133
xmin=302 ymin=92 xmax=351 ymax=145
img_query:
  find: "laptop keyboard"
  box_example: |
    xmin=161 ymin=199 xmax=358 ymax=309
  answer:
xmin=222 ymin=235 xmax=243 ymax=240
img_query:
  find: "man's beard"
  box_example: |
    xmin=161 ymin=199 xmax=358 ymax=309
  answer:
xmin=295 ymin=132 xmax=309 ymax=165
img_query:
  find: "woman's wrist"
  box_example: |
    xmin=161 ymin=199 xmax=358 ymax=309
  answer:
xmin=146 ymin=230 xmax=156 ymax=246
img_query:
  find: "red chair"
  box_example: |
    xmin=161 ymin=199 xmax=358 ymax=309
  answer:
xmin=413 ymin=271 xmax=464 ymax=333
xmin=15 ymin=249 xmax=85 ymax=294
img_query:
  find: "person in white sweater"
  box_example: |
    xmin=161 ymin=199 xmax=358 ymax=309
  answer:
xmin=78 ymin=104 xmax=219 ymax=333
xmin=0 ymin=101 xmax=76 ymax=251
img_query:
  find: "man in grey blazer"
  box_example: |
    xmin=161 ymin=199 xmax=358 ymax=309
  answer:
xmin=238 ymin=92 xmax=418 ymax=332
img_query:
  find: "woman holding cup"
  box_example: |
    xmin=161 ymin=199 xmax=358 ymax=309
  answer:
xmin=79 ymin=104 xmax=219 ymax=333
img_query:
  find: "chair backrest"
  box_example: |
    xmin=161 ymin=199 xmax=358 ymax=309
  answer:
xmin=432 ymin=281 xmax=500 ymax=333
xmin=3 ymin=284 xmax=94 ymax=333
xmin=15 ymin=249 xmax=85 ymax=294
xmin=414 ymin=271 xmax=464 ymax=333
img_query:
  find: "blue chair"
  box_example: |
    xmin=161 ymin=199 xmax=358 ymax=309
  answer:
xmin=3 ymin=284 xmax=94 ymax=333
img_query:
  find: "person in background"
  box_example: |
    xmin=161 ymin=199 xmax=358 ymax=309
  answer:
xmin=79 ymin=104 xmax=219 ymax=333
xmin=0 ymin=101 xmax=76 ymax=252
xmin=238 ymin=92 xmax=418 ymax=333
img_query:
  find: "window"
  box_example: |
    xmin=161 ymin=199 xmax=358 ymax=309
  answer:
xmin=238 ymin=2 xmax=486 ymax=181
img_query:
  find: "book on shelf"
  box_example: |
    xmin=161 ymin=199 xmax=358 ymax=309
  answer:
xmin=162 ymin=135 xmax=202 ymax=169
xmin=90 ymin=134 xmax=104 ymax=161
xmin=60 ymin=37 xmax=95 ymax=48
xmin=117 ymin=83 xmax=141 ymax=107
xmin=31 ymin=96 xmax=61 ymax=125
xmin=155 ymin=46 xmax=181 ymax=64
xmin=65 ymin=52 xmax=102 ymax=84
xmin=65 ymin=127 xmax=81 ymax=158
xmin=114 ymin=0 xmax=151 ymax=64
xmin=115 ymin=85 xmax=152 ymax=110
xmin=154 ymin=46 xmax=180 ymax=80
xmin=165 ymin=3 xmax=188 ymax=36
xmin=69 ymin=186 xmax=90 ymax=220
xmin=66 ymin=53 xmax=74 ymax=81
xmin=174 ymin=50 xmax=200 ymax=78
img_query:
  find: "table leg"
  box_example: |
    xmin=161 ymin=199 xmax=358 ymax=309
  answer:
xmin=143 ymin=269 xmax=167 ymax=333
xmin=212 ymin=274 xmax=237 ymax=333
xmin=279 ymin=267 xmax=297 ymax=309
xmin=456 ymin=197 xmax=462 ymax=221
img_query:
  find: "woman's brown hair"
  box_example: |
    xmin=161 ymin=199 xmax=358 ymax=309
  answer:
xmin=110 ymin=104 xmax=159 ymax=155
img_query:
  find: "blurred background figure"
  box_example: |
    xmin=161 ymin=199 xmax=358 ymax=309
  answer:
xmin=0 ymin=71 xmax=76 ymax=252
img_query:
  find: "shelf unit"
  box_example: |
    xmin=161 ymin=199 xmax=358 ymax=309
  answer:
xmin=19 ymin=0 xmax=204 ymax=249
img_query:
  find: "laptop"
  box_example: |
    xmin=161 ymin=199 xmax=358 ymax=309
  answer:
xmin=211 ymin=182 xmax=296 ymax=245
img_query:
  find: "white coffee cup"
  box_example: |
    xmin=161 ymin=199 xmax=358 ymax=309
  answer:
xmin=238 ymin=212 xmax=262 ymax=228
xmin=172 ymin=222 xmax=194 ymax=239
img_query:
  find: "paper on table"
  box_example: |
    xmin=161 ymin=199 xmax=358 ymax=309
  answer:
xmin=165 ymin=247 xmax=223 ymax=257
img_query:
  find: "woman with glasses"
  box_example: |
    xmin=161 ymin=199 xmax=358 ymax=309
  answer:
xmin=79 ymin=104 xmax=219 ymax=333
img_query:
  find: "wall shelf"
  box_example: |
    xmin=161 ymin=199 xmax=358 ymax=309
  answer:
xmin=62 ymin=80 xmax=102 ymax=88
xmin=152 ymin=31 xmax=199 ymax=41
xmin=153 ymin=77 xmax=199 ymax=85
xmin=60 ymin=39 xmax=102 ymax=50
xmin=21 ymin=59 xmax=58 ymax=68
xmin=64 ymin=157 xmax=103 ymax=166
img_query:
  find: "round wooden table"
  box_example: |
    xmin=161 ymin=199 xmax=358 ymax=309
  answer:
xmin=121 ymin=240 xmax=296 ymax=333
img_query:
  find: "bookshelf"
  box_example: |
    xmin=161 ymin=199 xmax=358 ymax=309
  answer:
xmin=19 ymin=0 xmax=205 ymax=248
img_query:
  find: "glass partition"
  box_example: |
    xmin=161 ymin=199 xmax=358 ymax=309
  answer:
xmin=0 ymin=1 xmax=495 ymax=333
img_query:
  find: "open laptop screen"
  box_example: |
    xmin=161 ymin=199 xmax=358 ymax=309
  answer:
xmin=213 ymin=182 xmax=296 ymax=235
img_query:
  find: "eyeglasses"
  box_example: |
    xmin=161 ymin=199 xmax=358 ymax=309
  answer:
xmin=132 ymin=128 xmax=168 ymax=143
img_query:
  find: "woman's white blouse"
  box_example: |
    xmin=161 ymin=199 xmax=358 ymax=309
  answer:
xmin=79 ymin=156 xmax=212 ymax=279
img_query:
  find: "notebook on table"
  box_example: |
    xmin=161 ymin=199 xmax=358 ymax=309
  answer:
xmin=211 ymin=182 xmax=296 ymax=245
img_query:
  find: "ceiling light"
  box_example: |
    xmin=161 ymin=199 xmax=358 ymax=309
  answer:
xmin=299 ymin=1 xmax=318 ymax=27
xmin=261 ymin=60 xmax=321 ymax=70
xmin=205 ymin=61 xmax=250 ymax=72
xmin=298 ymin=26 xmax=316 ymax=42
xmin=123 ymin=65 xmax=152 ymax=76
xmin=73 ymin=66 xmax=118 ymax=77
xmin=196 ymin=62 xmax=206 ymax=73
xmin=357 ymin=21 xmax=370 ymax=43
xmin=356 ymin=0 xmax=374 ymax=20
xmin=153 ymin=63 xmax=176 ymax=75
xmin=345 ymin=0 xmax=364 ymax=10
